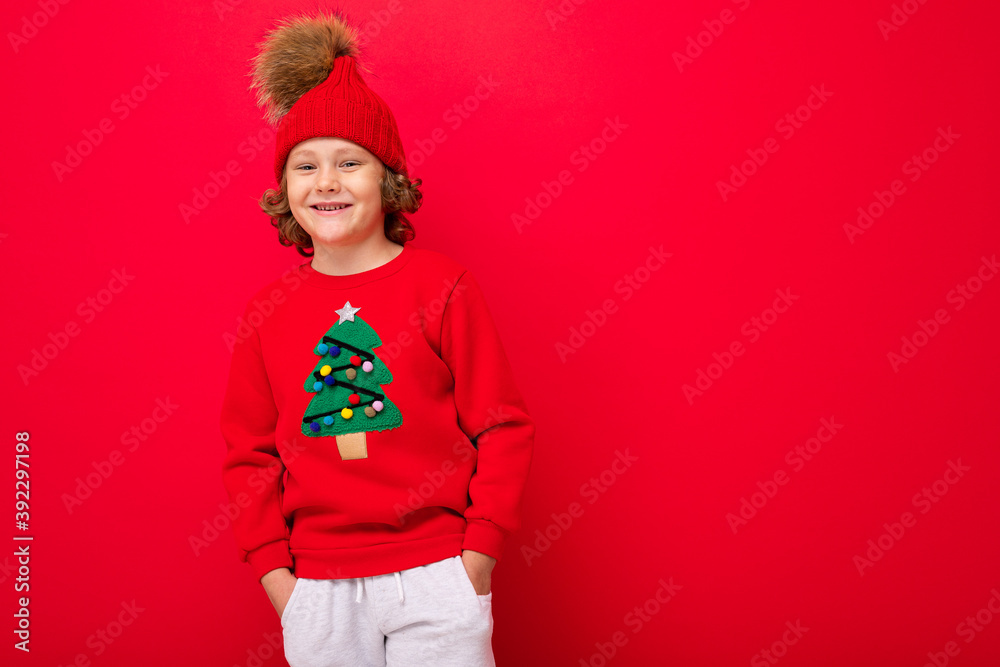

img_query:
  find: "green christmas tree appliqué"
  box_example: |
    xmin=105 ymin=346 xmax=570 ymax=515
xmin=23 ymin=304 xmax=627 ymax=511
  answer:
xmin=301 ymin=301 xmax=403 ymax=460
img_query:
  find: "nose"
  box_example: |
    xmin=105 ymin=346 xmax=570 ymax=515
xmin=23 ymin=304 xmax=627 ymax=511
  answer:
xmin=315 ymin=166 xmax=340 ymax=192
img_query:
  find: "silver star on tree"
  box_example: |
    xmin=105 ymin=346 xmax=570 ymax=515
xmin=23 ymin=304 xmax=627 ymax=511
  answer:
xmin=335 ymin=301 xmax=361 ymax=325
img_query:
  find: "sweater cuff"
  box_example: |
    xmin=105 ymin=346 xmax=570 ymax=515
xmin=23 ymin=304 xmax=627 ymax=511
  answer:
xmin=462 ymin=519 xmax=508 ymax=562
xmin=247 ymin=539 xmax=294 ymax=582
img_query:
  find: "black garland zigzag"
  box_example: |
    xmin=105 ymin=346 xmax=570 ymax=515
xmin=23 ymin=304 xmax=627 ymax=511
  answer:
xmin=302 ymin=335 xmax=386 ymax=426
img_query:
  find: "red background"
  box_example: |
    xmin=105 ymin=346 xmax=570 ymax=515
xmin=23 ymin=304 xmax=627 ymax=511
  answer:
xmin=4 ymin=0 xmax=999 ymax=665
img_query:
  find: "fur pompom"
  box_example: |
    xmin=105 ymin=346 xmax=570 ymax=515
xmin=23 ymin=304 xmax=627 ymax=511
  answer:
xmin=250 ymin=10 xmax=361 ymax=125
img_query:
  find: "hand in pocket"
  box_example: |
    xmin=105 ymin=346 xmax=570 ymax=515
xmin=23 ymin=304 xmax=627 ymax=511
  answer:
xmin=277 ymin=577 xmax=299 ymax=619
xmin=262 ymin=569 xmax=299 ymax=619
xmin=460 ymin=551 xmax=494 ymax=595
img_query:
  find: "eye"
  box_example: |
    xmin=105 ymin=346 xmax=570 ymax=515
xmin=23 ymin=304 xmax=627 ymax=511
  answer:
xmin=296 ymin=164 xmax=315 ymax=171
xmin=342 ymin=161 xmax=360 ymax=168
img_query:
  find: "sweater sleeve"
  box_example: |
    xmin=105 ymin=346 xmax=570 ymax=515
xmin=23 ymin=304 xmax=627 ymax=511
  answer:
xmin=219 ymin=300 xmax=294 ymax=582
xmin=440 ymin=270 xmax=536 ymax=562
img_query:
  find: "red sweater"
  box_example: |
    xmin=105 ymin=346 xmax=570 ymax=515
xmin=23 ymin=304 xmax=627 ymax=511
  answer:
xmin=219 ymin=244 xmax=535 ymax=582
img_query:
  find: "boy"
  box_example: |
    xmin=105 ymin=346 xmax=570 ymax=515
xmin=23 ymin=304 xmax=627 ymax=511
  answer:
xmin=219 ymin=11 xmax=535 ymax=667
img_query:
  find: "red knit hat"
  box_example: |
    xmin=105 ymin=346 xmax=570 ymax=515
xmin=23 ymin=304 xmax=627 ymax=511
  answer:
xmin=249 ymin=11 xmax=408 ymax=184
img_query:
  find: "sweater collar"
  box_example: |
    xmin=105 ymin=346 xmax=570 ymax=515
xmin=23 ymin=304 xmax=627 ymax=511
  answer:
xmin=297 ymin=244 xmax=412 ymax=290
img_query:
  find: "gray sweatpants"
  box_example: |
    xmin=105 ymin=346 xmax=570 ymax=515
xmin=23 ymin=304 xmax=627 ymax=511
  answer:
xmin=280 ymin=555 xmax=495 ymax=666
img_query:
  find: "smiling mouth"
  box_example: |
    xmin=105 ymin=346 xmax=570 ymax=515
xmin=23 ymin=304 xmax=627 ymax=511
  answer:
xmin=312 ymin=204 xmax=351 ymax=211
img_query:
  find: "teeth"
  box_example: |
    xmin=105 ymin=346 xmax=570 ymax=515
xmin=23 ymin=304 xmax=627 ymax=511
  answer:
xmin=315 ymin=204 xmax=347 ymax=211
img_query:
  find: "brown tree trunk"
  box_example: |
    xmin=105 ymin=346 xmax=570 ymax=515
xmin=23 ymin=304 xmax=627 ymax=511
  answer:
xmin=336 ymin=431 xmax=368 ymax=460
